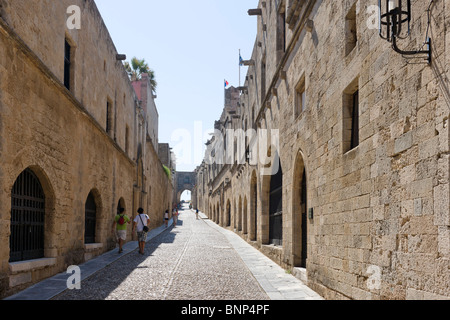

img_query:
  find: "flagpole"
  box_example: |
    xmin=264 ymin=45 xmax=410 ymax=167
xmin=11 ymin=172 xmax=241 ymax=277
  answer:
xmin=239 ymin=49 xmax=241 ymax=88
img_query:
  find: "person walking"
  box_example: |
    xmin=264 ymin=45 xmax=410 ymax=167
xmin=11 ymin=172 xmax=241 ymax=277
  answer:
xmin=173 ymin=207 xmax=179 ymax=226
xmin=164 ymin=209 xmax=169 ymax=228
xmin=196 ymin=208 xmax=199 ymax=220
xmin=133 ymin=208 xmax=150 ymax=255
xmin=112 ymin=208 xmax=131 ymax=254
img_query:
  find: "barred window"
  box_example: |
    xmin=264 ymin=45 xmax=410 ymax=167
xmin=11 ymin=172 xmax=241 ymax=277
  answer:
xmin=10 ymin=169 xmax=45 ymax=262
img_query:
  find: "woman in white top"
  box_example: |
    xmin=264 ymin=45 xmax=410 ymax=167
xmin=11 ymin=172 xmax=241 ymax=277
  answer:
xmin=133 ymin=208 xmax=149 ymax=255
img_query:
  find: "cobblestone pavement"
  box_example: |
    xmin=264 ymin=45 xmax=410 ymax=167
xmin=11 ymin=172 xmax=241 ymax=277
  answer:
xmin=53 ymin=208 xmax=269 ymax=300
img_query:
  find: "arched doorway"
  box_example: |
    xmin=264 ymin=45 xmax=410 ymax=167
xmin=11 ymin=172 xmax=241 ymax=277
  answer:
xmin=238 ymin=196 xmax=242 ymax=232
xmin=293 ymin=151 xmax=308 ymax=268
xmin=9 ymin=168 xmax=45 ymax=262
xmin=84 ymin=191 xmax=97 ymax=244
xmin=300 ymin=169 xmax=307 ymax=267
xmin=177 ymin=189 xmax=193 ymax=204
xmin=216 ymin=202 xmax=219 ymax=225
xmin=249 ymin=171 xmax=257 ymax=241
xmin=233 ymin=199 xmax=237 ymax=229
xmin=180 ymin=190 xmax=192 ymax=202
xmin=269 ymin=158 xmax=283 ymax=246
xmin=216 ymin=202 xmax=220 ymax=224
xmin=175 ymin=172 xmax=196 ymax=203
xmin=243 ymin=196 xmax=248 ymax=235
xmin=226 ymin=200 xmax=231 ymax=227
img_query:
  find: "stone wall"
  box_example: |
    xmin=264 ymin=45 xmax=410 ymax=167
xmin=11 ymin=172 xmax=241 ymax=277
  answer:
xmin=0 ymin=0 xmax=172 ymax=298
xmin=196 ymin=0 xmax=449 ymax=300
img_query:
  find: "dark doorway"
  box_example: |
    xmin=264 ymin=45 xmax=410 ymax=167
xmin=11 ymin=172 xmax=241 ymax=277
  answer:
xmin=301 ymin=169 xmax=307 ymax=268
xmin=251 ymin=174 xmax=258 ymax=241
xmin=293 ymin=152 xmax=308 ymax=268
xmin=227 ymin=201 xmax=231 ymax=227
xmin=269 ymin=160 xmax=283 ymax=246
xmin=84 ymin=192 xmax=97 ymax=244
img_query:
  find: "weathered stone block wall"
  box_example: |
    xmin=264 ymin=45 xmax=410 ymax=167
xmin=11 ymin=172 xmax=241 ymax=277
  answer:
xmin=0 ymin=22 xmax=134 ymax=295
xmin=0 ymin=0 xmax=172 ymax=298
xmin=146 ymin=139 xmax=173 ymax=230
xmin=197 ymin=0 xmax=449 ymax=300
xmin=0 ymin=0 xmax=138 ymax=158
xmin=288 ymin=0 xmax=450 ymax=300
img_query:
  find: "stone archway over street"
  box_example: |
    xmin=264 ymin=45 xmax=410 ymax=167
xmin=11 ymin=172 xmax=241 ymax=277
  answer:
xmin=175 ymin=171 xmax=197 ymax=204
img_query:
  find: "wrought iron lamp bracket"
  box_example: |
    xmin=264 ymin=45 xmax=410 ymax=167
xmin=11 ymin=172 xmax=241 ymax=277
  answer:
xmin=379 ymin=1 xmax=432 ymax=64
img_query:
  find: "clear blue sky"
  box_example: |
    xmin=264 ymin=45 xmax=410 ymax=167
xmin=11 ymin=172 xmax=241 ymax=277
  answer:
xmin=95 ymin=0 xmax=257 ymax=173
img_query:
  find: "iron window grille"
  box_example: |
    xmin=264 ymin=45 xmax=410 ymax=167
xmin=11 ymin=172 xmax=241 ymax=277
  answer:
xmin=9 ymin=169 xmax=45 ymax=263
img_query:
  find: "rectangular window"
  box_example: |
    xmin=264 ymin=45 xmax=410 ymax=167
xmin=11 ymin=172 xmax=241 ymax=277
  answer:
xmin=350 ymin=91 xmax=359 ymax=149
xmin=64 ymin=39 xmax=71 ymax=90
xmin=343 ymin=79 xmax=359 ymax=153
xmin=125 ymin=125 xmax=130 ymax=154
xmin=345 ymin=4 xmax=357 ymax=56
xmin=106 ymin=99 xmax=113 ymax=134
xmin=295 ymin=75 xmax=306 ymax=117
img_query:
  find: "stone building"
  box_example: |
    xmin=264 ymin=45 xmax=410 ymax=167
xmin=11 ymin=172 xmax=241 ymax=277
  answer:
xmin=195 ymin=0 xmax=450 ymax=299
xmin=175 ymin=171 xmax=197 ymax=204
xmin=158 ymin=143 xmax=175 ymax=171
xmin=0 ymin=0 xmax=173 ymax=298
xmin=158 ymin=142 xmax=180 ymax=208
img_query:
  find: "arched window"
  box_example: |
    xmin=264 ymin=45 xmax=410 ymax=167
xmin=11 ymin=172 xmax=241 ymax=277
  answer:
xmin=10 ymin=169 xmax=45 ymax=262
xmin=84 ymin=192 xmax=97 ymax=244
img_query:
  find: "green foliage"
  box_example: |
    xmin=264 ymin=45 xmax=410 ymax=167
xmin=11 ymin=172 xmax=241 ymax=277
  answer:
xmin=162 ymin=165 xmax=171 ymax=179
xmin=124 ymin=57 xmax=157 ymax=94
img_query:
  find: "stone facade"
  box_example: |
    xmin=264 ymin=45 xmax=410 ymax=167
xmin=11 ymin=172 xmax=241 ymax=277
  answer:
xmin=0 ymin=0 xmax=173 ymax=298
xmin=195 ymin=0 xmax=450 ymax=299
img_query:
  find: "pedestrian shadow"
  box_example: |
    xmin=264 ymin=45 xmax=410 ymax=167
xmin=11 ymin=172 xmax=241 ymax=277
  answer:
xmin=158 ymin=217 xmax=185 ymax=245
xmin=174 ymin=219 xmax=184 ymax=227
xmin=52 ymin=218 xmax=184 ymax=300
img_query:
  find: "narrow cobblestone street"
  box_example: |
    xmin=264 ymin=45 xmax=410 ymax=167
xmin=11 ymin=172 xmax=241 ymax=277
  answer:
xmin=5 ymin=205 xmax=321 ymax=302
xmin=53 ymin=206 xmax=270 ymax=300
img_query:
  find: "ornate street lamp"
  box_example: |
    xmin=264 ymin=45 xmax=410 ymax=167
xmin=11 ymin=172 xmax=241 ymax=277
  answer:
xmin=379 ymin=0 xmax=431 ymax=64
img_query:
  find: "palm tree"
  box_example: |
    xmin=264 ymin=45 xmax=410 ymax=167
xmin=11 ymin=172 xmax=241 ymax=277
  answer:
xmin=124 ymin=57 xmax=157 ymax=94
